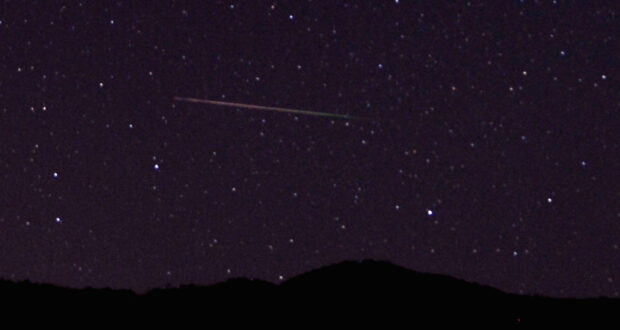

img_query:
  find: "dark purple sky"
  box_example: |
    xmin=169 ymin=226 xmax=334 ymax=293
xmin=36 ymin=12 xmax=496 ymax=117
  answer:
xmin=1 ymin=1 xmax=617 ymax=297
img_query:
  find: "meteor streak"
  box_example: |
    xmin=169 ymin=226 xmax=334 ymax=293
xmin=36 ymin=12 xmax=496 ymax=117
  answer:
xmin=173 ymin=96 xmax=367 ymax=121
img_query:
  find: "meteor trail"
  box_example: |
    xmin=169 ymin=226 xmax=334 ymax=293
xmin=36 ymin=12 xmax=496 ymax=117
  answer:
xmin=173 ymin=96 xmax=367 ymax=121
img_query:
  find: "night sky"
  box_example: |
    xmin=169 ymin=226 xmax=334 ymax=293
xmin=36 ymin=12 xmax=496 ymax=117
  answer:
xmin=1 ymin=1 xmax=618 ymax=298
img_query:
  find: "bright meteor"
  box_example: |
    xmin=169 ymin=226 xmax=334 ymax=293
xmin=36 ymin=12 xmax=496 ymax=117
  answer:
xmin=173 ymin=96 xmax=366 ymax=121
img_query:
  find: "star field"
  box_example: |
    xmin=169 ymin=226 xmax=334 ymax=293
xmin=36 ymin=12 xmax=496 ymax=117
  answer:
xmin=0 ymin=1 xmax=618 ymax=297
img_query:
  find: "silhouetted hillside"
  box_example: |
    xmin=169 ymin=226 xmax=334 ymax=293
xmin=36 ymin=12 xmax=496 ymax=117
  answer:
xmin=1 ymin=260 xmax=618 ymax=324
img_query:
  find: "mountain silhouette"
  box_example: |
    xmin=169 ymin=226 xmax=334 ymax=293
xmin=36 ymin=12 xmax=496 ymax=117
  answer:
xmin=1 ymin=259 xmax=617 ymax=325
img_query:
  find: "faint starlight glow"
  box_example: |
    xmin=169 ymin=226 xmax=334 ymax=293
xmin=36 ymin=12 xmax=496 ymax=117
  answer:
xmin=0 ymin=0 xmax=616 ymax=299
